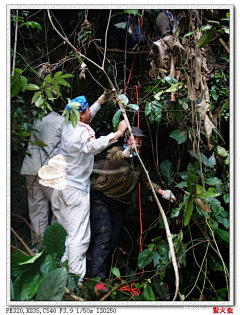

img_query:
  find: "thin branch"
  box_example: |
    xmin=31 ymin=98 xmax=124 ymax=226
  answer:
xmin=65 ymin=287 xmax=85 ymax=301
xmin=11 ymin=228 xmax=35 ymax=256
xmin=12 ymin=214 xmax=44 ymax=247
xmin=102 ymin=10 xmax=112 ymax=69
xmin=12 ymin=9 xmax=19 ymax=75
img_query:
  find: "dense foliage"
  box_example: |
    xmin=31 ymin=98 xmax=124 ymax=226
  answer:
xmin=10 ymin=8 xmax=231 ymax=302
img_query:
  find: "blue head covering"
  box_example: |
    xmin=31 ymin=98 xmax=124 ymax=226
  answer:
xmin=65 ymin=95 xmax=89 ymax=112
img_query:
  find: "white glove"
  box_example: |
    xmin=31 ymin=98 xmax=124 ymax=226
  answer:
xmin=162 ymin=190 xmax=176 ymax=202
xmin=123 ymin=146 xmax=133 ymax=158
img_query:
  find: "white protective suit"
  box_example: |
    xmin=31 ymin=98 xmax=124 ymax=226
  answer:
xmin=51 ymin=118 xmax=116 ymax=282
xmin=21 ymin=111 xmax=64 ymax=244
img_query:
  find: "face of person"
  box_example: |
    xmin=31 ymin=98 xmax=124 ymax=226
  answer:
xmin=80 ymin=106 xmax=91 ymax=124
xmin=127 ymin=135 xmax=143 ymax=149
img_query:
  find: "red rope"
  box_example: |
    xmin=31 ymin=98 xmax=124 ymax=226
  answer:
xmin=125 ymin=55 xmax=136 ymax=93
xmin=125 ymin=57 xmax=144 ymax=277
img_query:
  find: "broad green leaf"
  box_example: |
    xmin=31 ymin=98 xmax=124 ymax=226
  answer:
xmin=70 ymin=112 xmax=77 ymax=128
xmin=170 ymin=129 xmax=187 ymax=144
xmin=184 ymin=198 xmax=194 ymax=227
xmin=40 ymin=255 xmax=55 ymax=277
xmin=154 ymin=90 xmax=164 ymax=100
xmin=57 ymin=78 xmax=70 ymax=87
xmin=145 ymin=102 xmax=152 ymax=116
xmin=11 ymin=78 xmax=21 ymax=97
xmin=217 ymin=146 xmax=228 ymax=157
xmin=19 ymin=252 xmax=43 ymax=265
xmin=137 ymin=249 xmax=155 ymax=269
xmin=196 ymin=184 xmax=205 ymax=195
xmin=213 ymin=228 xmax=229 ymax=243
xmin=143 ymin=284 xmax=156 ymax=301
xmin=118 ymin=94 xmax=129 ymax=105
xmin=31 ymin=91 xmax=42 ymax=104
xmin=205 ymin=177 xmax=222 ymax=186
xmin=124 ymin=9 xmax=141 ymax=16
xmin=45 ymin=89 xmax=54 ymax=100
xmin=175 ymin=181 xmax=188 ymax=189
xmin=44 ymin=74 xmax=52 ymax=83
xmin=35 ymin=267 xmax=68 ymax=301
xmin=160 ymin=159 xmax=174 ymax=186
xmin=153 ymin=251 xmax=161 ymax=267
xmin=26 ymin=84 xmax=40 ymax=91
xmin=20 ymin=75 xmax=28 ymax=92
xmin=165 ymin=82 xmax=183 ymax=92
xmin=35 ymin=95 xmax=45 ymax=108
xmin=177 ymin=171 xmax=188 ymax=181
xmin=111 ymin=267 xmax=121 ymax=278
xmin=54 ymin=71 xmax=63 ymax=79
xmin=59 ymin=74 xmax=74 ymax=79
xmin=112 ymin=109 xmax=122 ymax=130
xmin=43 ymin=222 xmax=67 ymax=259
xmin=14 ymin=68 xmax=23 ymax=74
xmin=21 ymin=270 xmax=43 ymax=300
xmin=127 ymin=103 xmax=139 ymax=111
xmin=114 ymin=22 xmax=127 ymax=29
xmin=198 ymin=27 xmax=216 ymax=48
xmin=72 ymin=108 xmax=80 ymax=121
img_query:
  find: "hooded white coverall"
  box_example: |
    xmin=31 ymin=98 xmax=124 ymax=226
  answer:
xmin=51 ymin=104 xmax=116 ymax=281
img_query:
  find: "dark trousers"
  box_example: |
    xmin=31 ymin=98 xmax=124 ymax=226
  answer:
xmin=90 ymin=192 xmax=127 ymax=280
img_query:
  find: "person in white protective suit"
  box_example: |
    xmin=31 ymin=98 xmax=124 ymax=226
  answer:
xmin=21 ymin=111 xmax=65 ymax=247
xmin=50 ymin=91 xmax=128 ymax=285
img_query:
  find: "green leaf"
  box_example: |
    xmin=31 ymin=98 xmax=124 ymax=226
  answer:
xmin=59 ymin=74 xmax=74 ymax=79
xmin=44 ymin=74 xmax=52 ymax=83
xmin=137 ymin=249 xmax=155 ymax=269
xmin=40 ymin=255 xmax=55 ymax=277
xmin=35 ymin=267 xmax=68 ymax=301
xmin=170 ymin=129 xmax=187 ymax=144
xmin=45 ymin=89 xmax=54 ymax=100
xmin=217 ymin=145 xmax=228 ymax=157
xmin=57 ymin=78 xmax=70 ymax=87
xmin=198 ymin=27 xmax=216 ymax=48
xmin=21 ymin=270 xmax=43 ymax=300
xmin=31 ymin=91 xmax=42 ymax=104
xmin=112 ymin=109 xmax=122 ymax=130
xmin=153 ymin=251 xmax=161 ymax=267
xmin=54 ymin=71 xmax=63 ymax=79
xmin=184 ymin=198 xmax=194 ymax=227
xmin=19 ymin=252 xmax=44 ymax=265
xmin=114 ymin=22 xmax=127 ymax=29
xmin=205 ymin=177 xmax=222 ymax=186
xmin=165 ymin=82 xmax=183 ymax=92
xmin=35 ymin=95 xmax=45 ymax=108
xmin=111 ymin=267 xmax=121 ymax=278
xmin=72 ymin=108 xmax=80 ymax=121
xmin=160 ymin=159 xmax=174 ymax=186
xmin=175 ymin=181 xmax=188 ymax=189
xmin=145 ymin=102 xmax=152 ymax=116
xmin=70 ymin=112 xmax=77 ymax=128
xmin=14 ymin=68 xmax=23 ymax=74
xmin=124 ymin=9 xmax=141 ymax=16
xmin=143 ymin=284 xmax=156 ymax=301
xmin=20 ymin=75 xmax=28 ymax=92
xmin=127 ymin=104 xmax=139 ymax=111
xmin=11 ymin=77 xmax=21 ymax=97
xmin=43 ymin=222 xmax=67 ymax=259
xmin=26 ymin=84 xmax=40 ymax=91
xmin=213 ymin=228 xmax=229 ymax=243
xmin=118 ymin=94 xmax=129 ymax=105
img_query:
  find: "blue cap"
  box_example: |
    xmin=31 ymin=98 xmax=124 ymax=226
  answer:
xmin=65 ymin=95 xmax=89 ymax=112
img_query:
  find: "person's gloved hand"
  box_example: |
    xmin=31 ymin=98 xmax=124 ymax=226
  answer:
xmin=98 ymin=89 xmax=118 ymax=104
xmin=162 ymin=190 xmax=176 ymax=202
xmin=123 ymin=146 xmax=133 ymax=158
